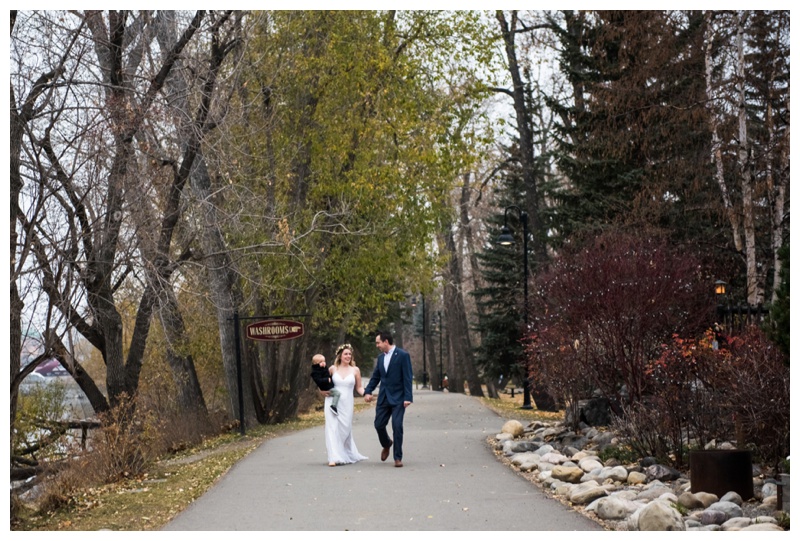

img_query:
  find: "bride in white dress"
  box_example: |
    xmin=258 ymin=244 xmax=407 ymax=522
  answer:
xmin=324 ymin=344 xmax=368 ymax=466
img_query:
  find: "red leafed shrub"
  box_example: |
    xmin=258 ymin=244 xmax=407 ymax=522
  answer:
xmin=612 ymin=326 xmax=789 ymax=470
xmin=614 ymin=330 xmax=729 ymax=467
xmin=526 ymin=231 xmax=713 ymax=417
xmin=715 ymin=327 xmax=790 ymax=471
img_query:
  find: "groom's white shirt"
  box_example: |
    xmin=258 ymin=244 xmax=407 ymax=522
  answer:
xmin=383 ymin=345 xmax=395 ymax=372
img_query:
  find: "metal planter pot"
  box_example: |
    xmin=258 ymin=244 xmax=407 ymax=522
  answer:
xmin=689 ymin=450 xmax=754 ymax=500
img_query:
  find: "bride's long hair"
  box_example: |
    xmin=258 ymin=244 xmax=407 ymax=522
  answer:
xmin=334 ymin=343 xmax=356 ymax=367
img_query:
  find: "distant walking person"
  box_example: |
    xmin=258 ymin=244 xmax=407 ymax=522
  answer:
xmin=364 ymin=330 xmax=413 ymax=467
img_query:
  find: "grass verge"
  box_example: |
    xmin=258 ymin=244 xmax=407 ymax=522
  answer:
xmin=478 ymin=392 xmax=565 ymax=424
xmin=13 ymin=406 xmax=340 ymax=531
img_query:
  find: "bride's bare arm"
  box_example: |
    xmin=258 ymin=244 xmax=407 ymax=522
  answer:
xmin=355 ymin=367 xmax=365 ymax=396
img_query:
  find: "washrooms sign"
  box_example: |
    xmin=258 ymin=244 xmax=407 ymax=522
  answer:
xmin=245 ymin=319 xmax=304 ymax=341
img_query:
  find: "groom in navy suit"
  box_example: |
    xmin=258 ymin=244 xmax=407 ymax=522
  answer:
xmin=364 ymin=330 xmax=413 ymax=467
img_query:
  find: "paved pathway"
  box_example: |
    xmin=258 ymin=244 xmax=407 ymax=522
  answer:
xmin=163 ymin=390 xmax=604 ymax=531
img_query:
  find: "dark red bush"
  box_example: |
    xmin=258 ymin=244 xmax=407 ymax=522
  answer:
xmin=526 ymin=231 xmax=713 ymax=414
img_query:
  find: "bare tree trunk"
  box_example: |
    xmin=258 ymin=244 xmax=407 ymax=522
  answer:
xmin=768 ymin=91 xmax=789 ymax=304
xmin=393 ymin=302 xmax=406 ymax=350
xmin=190 ymin=154 xmax=255 ymax=425
xmin=456 ymin=173 xmax=496 ymax=396
xmin=459 ymin=173 xmax=486 ymax=321
xmin=705 ymin=11 xmax=743 ymax=253
xmin=440 ymin=227 xmax=483 ymax=397
xmin=10 ymin=11 xmax=26 ymax=434
xmin=158 ymin=287 xmax=209 ymax=421
xmin=735 ymin=12 xmax=763 ymax=306
xmin=146 ymin=11 xmax=245 ymax=423
xmin=496 ymin=10 xmax=547 ymax=266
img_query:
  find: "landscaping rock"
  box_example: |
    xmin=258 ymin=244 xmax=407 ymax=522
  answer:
xmin=627 ymin=471 xmax=647 ymax=485
xmin=501 ymin=420 xmax=524 ymax=437
xmin=677 ymin=491 xmax=705 ymax=509
xmin=491 ymin=418 xmax=786 ymax=532
xmin=595 ymin=496 xmax=644 ymax=520
xmin=551 ymin=465 xmax=585 ymax=484
xmin=637 ymin=500 xmax=686 ymax=531
xmin=740 ymin=523 xmax=784 ymax=531
xmin=693 ymin=491 xmax=719 ymax=507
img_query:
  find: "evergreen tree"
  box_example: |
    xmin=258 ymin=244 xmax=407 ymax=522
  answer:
xmin=472 ymin=161 xmax=527 ymax=386
xmin=546 ymin=11 xmax=714 ymax=245
xmin=473 ymin=157 xmax=559 ymax=411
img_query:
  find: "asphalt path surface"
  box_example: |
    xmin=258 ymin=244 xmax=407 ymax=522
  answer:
xmin=163 ymin=389 xmax=605 ymax=531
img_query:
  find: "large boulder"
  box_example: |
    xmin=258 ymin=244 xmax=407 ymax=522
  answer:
xmin=578 ymin=457 xmax=603 ymax=472
xmin=645 ymin=464 xmax=682 ymax=482
xmin=692 ymin=509 xmax=728 ymax=526
xmin=599 ymin=465 xmax=629 ymax=483
xmin=501 ymin=420 xmax=524 ymax=437
xmin=570 ymin=482 xmax=608 ymax=505
xmin=637 ymin=500 xmax=686 ymax=531
xmin=508 ymin=440 xmax=540 ymax=453
xmin=595 ymin=497 xmax=645 ymax=520
xmin=540 ymin=452 xmax=566 ymax=465
xmin=720 ymin=491 xmax=744 ymax=505
xmin=692 ymin=491 xmax=719 ymax=507
xmin=551 ymin=465 xmax=585 ymax=484
xmin=677 ymin=492 xmax=705 ymax=510
xmin=707 ymin=501 xmax=744 ymax=519
xmin=565 ymin=397 xmax=612 ymax=426
xmin=636 ymin=481 xmax=673 ymax=502
xmin=510 ymin=452 xmax=540 ymax=467
xmin=627 ymin=471 xmax=647 ymax=485
xmin=721 ymin=517 xmax=754 ymax=530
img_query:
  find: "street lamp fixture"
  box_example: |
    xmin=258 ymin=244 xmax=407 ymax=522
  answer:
xmin=714 ymin=280 xmax=727 ymax=296
xmin=498 ymin=225 xmax=515 ymax=246
xmin=496 ymin=205 xmax=532 ymax=410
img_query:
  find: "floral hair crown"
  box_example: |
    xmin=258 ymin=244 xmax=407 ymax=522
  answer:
xmin=335 ymin=343 xmax=352 ymax=357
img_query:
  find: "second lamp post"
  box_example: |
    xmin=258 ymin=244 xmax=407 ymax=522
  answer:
xmin=497 ymin=205 xmax=533 ymax=410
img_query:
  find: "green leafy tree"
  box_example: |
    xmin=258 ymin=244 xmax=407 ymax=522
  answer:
xmin=208 ymin=11 xmax=493 ymax=421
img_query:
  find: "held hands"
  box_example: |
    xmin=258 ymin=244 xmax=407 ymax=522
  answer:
xmin=364 ymin=394 xmax=372 ymax=403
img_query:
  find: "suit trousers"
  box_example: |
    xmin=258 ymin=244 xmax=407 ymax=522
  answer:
xmin=374 ymin=401 xmax=405 ymax=461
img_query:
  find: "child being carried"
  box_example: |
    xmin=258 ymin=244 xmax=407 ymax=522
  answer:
xmin=310 ymin=353 xmax=340 ymax=415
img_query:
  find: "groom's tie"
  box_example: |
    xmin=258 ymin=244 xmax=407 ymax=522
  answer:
xmin=384 ymin=353 xmax=390 ymax=372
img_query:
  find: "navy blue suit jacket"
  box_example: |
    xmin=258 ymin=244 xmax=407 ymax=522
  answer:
xmin=364 ymin=347 xmax=413 ymax=406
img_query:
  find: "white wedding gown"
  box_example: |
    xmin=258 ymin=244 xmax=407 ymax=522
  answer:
xmin=324 ymin=371 xmax=368 ymax=465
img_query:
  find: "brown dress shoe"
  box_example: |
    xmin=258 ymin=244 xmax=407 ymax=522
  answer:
xmin=394 ymin=460 xmax=403 ymax=468
xmin=381 ymin=440 xmax=392 ymax=461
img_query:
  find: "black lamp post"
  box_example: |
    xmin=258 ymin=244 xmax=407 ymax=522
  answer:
xmin=437 ymin=310 xmax=443 ymax=391
xmin=497 ymin=205 xmax=532 ymax=410
xmin=713 ymin=280 xmax=727 ymax=349
xmin=421 ymin=294 xmax=429 ymax=389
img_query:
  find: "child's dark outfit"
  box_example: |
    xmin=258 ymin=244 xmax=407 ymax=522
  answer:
xmin=311 ymin=364 xmax=341 ymax=415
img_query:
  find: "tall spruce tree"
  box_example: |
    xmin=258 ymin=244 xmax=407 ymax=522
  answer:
xmin=546 ymin=11 xmax=714 ymax=245
xmin=472 ymin=150 xmax=557 ymax=411
xmin=472 ymin=164 xmax=527 ymax=386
